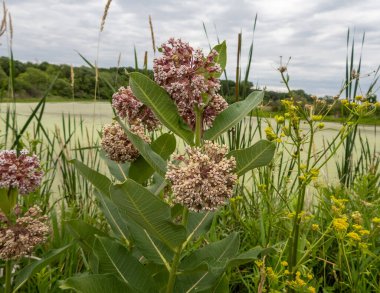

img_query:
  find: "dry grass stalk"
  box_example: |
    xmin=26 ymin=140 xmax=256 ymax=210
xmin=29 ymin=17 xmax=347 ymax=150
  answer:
xmin=149 ymin=15 xmax=156 ymax=54
xmin=8 ymin=11 xmax=12 ymax=45
xmin=70 ymin=64 xmax=75 ymax=88
xmin=100 ymin=0 xmax=112 ymax=32
xmin=0 ymin=1 xmax=7 ymax=38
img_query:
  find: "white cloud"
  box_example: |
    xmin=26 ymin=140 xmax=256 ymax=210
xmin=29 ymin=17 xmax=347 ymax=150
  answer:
xmin=0 ymin=0 xmax=379 ymax=96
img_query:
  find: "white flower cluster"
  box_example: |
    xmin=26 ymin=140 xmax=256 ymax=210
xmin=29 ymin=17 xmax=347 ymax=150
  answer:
xmin=166 ymin=141 xmax=237 ymax=212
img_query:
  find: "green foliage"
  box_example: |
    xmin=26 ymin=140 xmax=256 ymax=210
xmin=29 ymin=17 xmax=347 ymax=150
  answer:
xmin=203 ymin=90 xmax=264 ymax=140
xmin=55 ymin=41 xmax=273 ymax=291
xmin=128 ymin=72 xmax=194 ymax=145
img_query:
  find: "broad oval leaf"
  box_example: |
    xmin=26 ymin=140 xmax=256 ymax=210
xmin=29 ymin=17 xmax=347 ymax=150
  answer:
xmin=94 ymin=236 xmax=158 ymax=293
xmin=187 ymin=211 xmax=214 ymax=238
xmin=228 ymin=139 xmax=276 ymax=176
xmin=212 ymin=41 xmax=227 ymax=78
xmin=129 ymin=133 xmax=176 ymax=183
xmin=180 ymin=232 xmax=239 ymax=271
xmin=127 ymin=220 xmax=174 ymax=267
xmin=177 ymin=233 xmax=240 ymax=292
xmin=116 ymin=117 xmax=167 ymax=176
xmin=101 ymin=150 xmax=130 ymax=181
xmin=71 ymin=159 xmax=111 ymax=196
xmin=129 ymin=72 xmax=194 ymax=144
xmin=71 ymin=160 xmax=130 ymax=240
xmin=110 ymin=179 xmax=186 ymax=250
xmin=60 ymin=273 xmax=131 ymax=293
xmin=203 ymin=90 xmax=264 ymax=140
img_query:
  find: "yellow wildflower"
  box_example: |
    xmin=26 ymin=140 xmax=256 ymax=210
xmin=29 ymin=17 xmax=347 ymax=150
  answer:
xmin=307 ymin=273 xmax=313 ymax=280
xmin=255 ymin=259 xmax=264 ymax=268
xmin=310 ymin=168 xmax=319 ymax=179
xmin=317 ymin=122 xmax=325 ymax=129
xmin=351 ymin=211 xmax=362 ymax=224
xmin=355 ymin=95 xmax=363 ymax=101
xmin=308 ymin=286 xmax=316 ymax=293
xmin=265 ymin=126 xmax=277 ymax=141
xmin=311 ymin=224 xmax=319 ymax=231
xmin=284 ymin=269 xmax=290 ymax=275
xmin=359 ymin=242 xmax=368 ymax=250
xmin=287 ymin=212 xmax=296 ymax=219
xmin=266 ymin=267 xmax=278 ymax=282
xmin=333 ymin=217 xmax=349 ymax=232
xmin=275 ymin=115 xmax=285 ymax=124
xmin=371 ymin=217 xmax=380 ymax=224
xmin=347 ymin=232 xmax=361 ymax=241
xmin=281 ymin=261 xmax=288 ymax=267
xmin=299 ymin=175 xmax=306 ymax=181
xmin=311 ymin=115 xmax=322 ymax=121
xmin=352 ymin=224 xmax=363 ymax=230
xmin=359 ymin=229 xmax=370 ymax=236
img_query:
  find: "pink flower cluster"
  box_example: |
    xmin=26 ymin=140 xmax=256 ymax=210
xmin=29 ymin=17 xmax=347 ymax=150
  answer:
xmin=101 ymin=123 xmax=151 ymax=163
xmin=112 ymin=86 xmax=159 ymax=130
xmin=166 ymin=141 xmax=237 ymax=212
xmin=153 ymin=38 xmax=228 ymax=130
xmin=0 ymin=150 xmax=43 ymax=195
xmin=0 ymin=205 xmax=49 ymax=260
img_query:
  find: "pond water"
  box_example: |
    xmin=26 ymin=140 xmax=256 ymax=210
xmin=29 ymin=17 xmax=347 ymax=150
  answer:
xmin=1 ymin=102 xmax=379 ymax=185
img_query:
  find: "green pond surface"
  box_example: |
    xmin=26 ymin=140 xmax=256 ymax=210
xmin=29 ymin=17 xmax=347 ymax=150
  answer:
xmin=1 ymin=102 xmax=379 ymax=186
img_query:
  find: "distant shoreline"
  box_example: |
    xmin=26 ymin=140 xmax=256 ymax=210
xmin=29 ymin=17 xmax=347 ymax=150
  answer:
xmin=1 ymin=99 xmax=379 ymax=126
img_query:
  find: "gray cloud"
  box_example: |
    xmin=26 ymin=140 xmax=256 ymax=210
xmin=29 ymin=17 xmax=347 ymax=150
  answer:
xmin=1 ymin=0 xmax=379 ymax=96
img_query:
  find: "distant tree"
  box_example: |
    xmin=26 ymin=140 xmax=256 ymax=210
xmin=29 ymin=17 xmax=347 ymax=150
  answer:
xmin=15 ymin=67 xmax=49 ymax=97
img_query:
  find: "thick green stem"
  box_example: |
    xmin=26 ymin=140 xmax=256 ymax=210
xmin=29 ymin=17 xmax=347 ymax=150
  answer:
xmin=5 ymin=260 xmax=12 ymax=293
xmin=166 ymin=209 xmax=189 ymax=293
xmin=194 ymin=108 xmax=203 ymax=146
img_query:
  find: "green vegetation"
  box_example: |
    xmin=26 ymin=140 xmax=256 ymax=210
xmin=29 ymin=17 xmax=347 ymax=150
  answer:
xmin=1 ymin=2 xmax=380 ymax=293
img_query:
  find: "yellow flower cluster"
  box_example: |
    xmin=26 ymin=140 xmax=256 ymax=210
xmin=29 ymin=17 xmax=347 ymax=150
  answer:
xmin=347 ymin=232 xmax=361 ymax=241
xmin=311 ymin=224 xmax=320 ymax=231
xmin=266 ymin=266 xmax=278 ymax=282
xmin=331 ymin=196 xmax=348 ymax=215
xmin=351 ymin=211 xmax=363 ymax=224
xmin=286 ymin=271 xmax=306 ymax=288
xmin=333 ymin=217 xmax=349 ymax=232
xmin=265 ymin=126 xmax=279 ymax=142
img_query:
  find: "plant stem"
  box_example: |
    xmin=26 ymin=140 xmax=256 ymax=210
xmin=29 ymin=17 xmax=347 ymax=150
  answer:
xmin=166 ymin=208 xmax=189 ymax=293
xmin=195 ymin=107 xmax=203 ymax=146
xmin=5 ymin=260 xmax=12 ymax=293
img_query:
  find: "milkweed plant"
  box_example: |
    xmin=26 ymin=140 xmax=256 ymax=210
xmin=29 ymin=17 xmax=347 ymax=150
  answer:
xmin=59 ymin=38 xmax=276 ymax=293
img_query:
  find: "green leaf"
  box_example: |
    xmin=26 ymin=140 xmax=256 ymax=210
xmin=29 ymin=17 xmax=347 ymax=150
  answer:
xmin=212 ymin=41 xmax=227 ymax=78
xmin=101 ymin=150 xmax=130 ymax=181
xmin=129 ymin=72 xmax=194 ymax=144
xmin=208 ymin=274 xmax=229 ymax=293
xmin=94 ymin=190 xmax=130 ymax=241
xmin=71 ymin=160 xmax=130 ymax=240
xmin=147 ymin=173 xmax=167 ymax=195
xmin=180 ymin=232 xmax=239 ymax=270
xmin=228 ymin=140 xmax=276 ymax=176
xmin=60 ymin=274 xmax=131 ymax=293
xmin=66 ymin=220 xmax=107 ymax=251
xmin=203 ymin=90 xmax=264 ymax=140
xmin=71 ymin=159 xmax=111 ymax=196
xmin=110 ymin=179 xmax=186 ymax=250
xmin=127 ymin=221 xmax=173 ymax=267
xmin=94 ymin=236 xmax=157 ymax=293
xmin=14 ymin=244 xmax=73 ymax=292
xmin=187 ymin=211 xmax=214 ymax=238
xmin=129 ymin=133 xmax=176 ymax=183
xmin=226 ymin=247 xmax=275 ymax=268
xmin=116 ymin=117 xmax=167 ymax=177
xmin=176 ymin=233 xmax=240 ymax=292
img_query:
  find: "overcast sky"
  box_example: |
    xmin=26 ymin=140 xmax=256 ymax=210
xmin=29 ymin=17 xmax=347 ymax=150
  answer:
xmin=1 ymin=0 xmax=380 ymax=96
